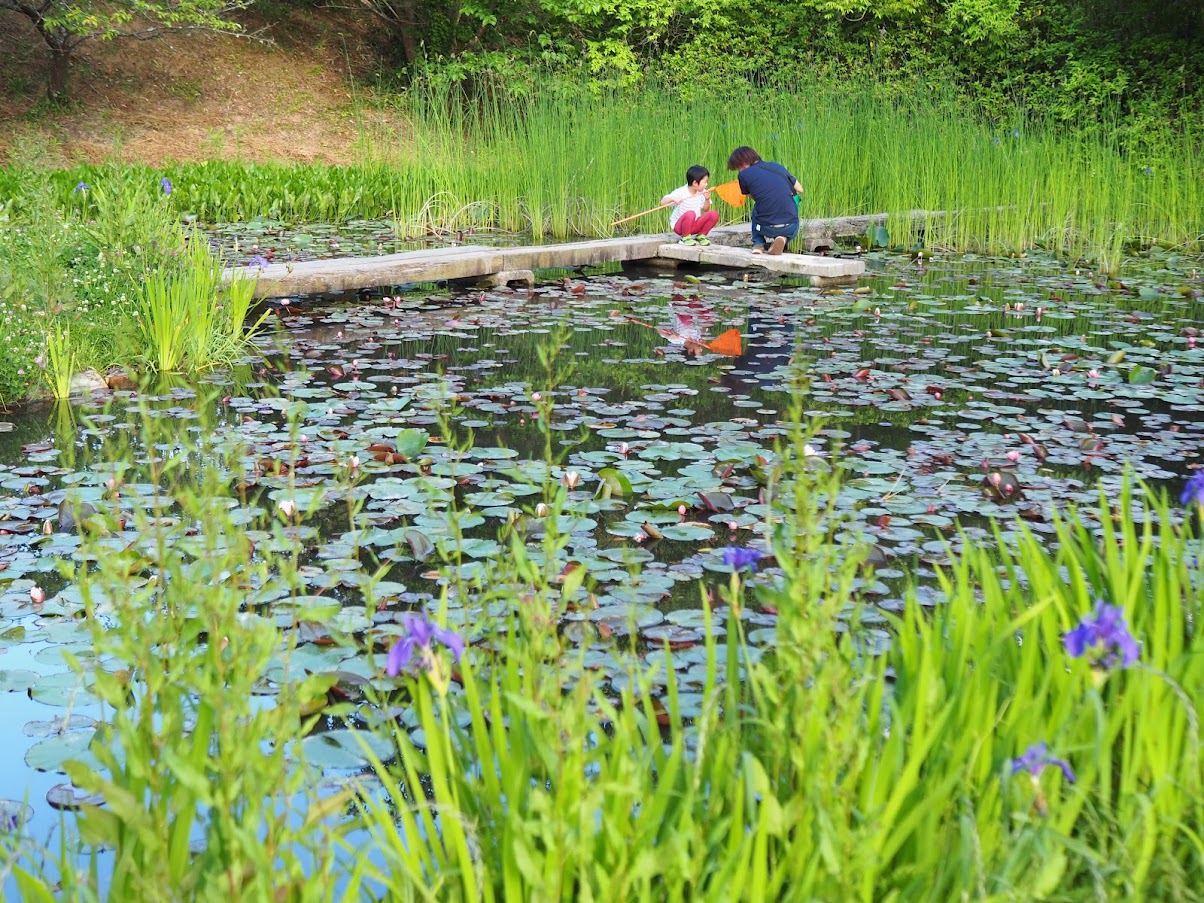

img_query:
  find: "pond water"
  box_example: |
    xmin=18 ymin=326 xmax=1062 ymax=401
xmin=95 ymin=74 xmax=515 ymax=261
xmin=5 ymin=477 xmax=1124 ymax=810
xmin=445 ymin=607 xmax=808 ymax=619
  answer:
xmin=1 ymin=245 xmax=1202 ymax=857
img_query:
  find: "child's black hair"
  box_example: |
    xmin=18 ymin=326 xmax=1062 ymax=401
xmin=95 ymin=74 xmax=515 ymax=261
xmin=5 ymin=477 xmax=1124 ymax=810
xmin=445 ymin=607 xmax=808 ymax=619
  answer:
xmin=726 ymin=146 xmax=762 ymax=170
xmin=686 ymin=164 xmax=710 ymax=186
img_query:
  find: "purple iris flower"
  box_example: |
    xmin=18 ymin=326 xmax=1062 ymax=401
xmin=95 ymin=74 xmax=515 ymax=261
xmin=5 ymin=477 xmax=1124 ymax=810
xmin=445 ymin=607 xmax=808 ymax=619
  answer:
xmin=385 ymin=613 xmax=465 ymax=677
xmin=160 ymin=177 xmax=173 ymax=195
xmin=1010 ymin=742 xmax=1075 ymax=782
xmin=722 ymin=546 xmax=764 ymax=573
xmin=248 ymin=254 xmax=271 ymax=268
xmin=1179 ymin=471 xmax=1204 ymax=506
xmin=1063 ymin=601 xmax=1140 ymax=668
xmin=74 ymin=182 xmax=90 ymax=193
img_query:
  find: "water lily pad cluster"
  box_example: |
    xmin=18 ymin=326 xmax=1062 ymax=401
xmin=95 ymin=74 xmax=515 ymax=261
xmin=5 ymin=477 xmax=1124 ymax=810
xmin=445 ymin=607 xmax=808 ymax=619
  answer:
xmin=0 ymin=245 xmax=1201 ymax=817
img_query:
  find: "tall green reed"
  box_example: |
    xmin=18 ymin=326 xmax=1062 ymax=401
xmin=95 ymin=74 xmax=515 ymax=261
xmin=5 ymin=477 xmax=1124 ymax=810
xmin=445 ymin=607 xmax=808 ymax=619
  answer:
xmin=5 ymin=76 xmax=1198 ymax=263
xmin=133 ymin=237 xmax=263 ymax=372
xmin=42 ymin=323 xmax=75 ymax=401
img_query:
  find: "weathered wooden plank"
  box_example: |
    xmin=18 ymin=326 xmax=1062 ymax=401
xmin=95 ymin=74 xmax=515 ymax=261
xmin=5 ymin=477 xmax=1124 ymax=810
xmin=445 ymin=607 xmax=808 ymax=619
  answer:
xmin=655 ymin=243 xmax=864 ymax=284
xmin=226 ymin=227 xmax=871 ymax=299
xmin=498 ymin=236 xmax=666 ymax=270
xmin=229 ymin=246 xmax=502 ymax=297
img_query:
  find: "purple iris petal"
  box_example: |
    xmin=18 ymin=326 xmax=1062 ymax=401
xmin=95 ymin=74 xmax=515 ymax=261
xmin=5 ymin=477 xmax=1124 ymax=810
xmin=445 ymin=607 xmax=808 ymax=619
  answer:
xmin=433 ymin=624 xmax=465 ymax=662
xmin=1062 ymin=622 xmax=1096 ymax=658
xmin=385 ymin=614 xmax=465 ymax=677
xmin=248 ymin=255 xmax=270 ymax=268
xmin=1179 ymin=471 xmax=1204 ymax=506
xmin=160 ymin=177 xmax=173 ymax=195
xmin=723 ymin=546 xmax=763 ymax=573
xmin=1011 ymin=742 xmax=1076 ymax=783
xmin=1063 ymin=601 xmax=1140 ymax=669
xmin=385 ymin=636 xmax=414 ymax=677
xmin=74 ymin=182 xmax=90 ymax=193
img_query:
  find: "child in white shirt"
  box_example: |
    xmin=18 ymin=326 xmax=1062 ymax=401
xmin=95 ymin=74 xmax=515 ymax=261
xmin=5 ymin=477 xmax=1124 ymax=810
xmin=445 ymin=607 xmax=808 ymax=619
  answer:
xmin=660 ymin=165 xmax=720 ymax=245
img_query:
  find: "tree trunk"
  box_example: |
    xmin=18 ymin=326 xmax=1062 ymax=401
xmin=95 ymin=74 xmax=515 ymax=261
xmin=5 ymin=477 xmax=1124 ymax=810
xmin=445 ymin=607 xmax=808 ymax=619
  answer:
xmin=399 ymin=28 xmax=418 ymax=65
xmin=48 ymin=45 xmax=72 ymax=101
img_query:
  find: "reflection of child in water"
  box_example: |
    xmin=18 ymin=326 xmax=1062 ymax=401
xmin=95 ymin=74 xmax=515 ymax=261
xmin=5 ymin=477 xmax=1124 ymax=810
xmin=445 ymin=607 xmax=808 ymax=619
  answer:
xmin=657 ymin=295 xmax=716 ymax=356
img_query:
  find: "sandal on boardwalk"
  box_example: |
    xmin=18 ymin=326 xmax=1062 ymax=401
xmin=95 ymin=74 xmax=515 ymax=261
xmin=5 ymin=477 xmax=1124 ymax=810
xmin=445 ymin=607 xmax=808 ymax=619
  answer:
xmin=751 ymin=246 xmax=765 ymax=255
xmin=768 ymin=235 xmax=787 ymax=255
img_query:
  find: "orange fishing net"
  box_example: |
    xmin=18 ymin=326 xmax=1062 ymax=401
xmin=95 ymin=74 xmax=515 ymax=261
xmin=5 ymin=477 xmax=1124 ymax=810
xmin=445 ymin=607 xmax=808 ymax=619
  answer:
xmin=711 ymin=179 xmax=746 ymax=208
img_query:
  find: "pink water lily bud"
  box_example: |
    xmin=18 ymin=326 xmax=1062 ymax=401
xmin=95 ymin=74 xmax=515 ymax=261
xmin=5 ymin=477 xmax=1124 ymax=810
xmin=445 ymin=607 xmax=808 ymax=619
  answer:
xmin=531 ymin=392 xmax=542 ymax=402
xmin=1006 ymin=450 xmax=1021 ymax=461
xmin=1088 ymin=369 xmax=1100 ymax=379
xmin=30 ymin=586 xmax=45 ymax=605
xmin=619 ymin=442 xmax=630 ymax=456
xmin=562 ymin=471 xmax=580 ymax=490
xmin=1190 ymin=336 xmax=1197 ymax=349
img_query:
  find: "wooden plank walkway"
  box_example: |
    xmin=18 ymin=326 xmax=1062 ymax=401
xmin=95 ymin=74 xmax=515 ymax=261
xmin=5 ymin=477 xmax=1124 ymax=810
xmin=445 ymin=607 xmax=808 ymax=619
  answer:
xmin=229 ymin=220 xmax=870 ymax=299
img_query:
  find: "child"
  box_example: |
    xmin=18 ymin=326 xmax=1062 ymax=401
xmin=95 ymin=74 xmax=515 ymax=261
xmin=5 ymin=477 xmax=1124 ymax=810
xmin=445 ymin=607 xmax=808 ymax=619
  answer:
xmin=661 ymin=165 xmax=720 ymax=245
xmin=726 ymin=146 xmax=803 ymax=255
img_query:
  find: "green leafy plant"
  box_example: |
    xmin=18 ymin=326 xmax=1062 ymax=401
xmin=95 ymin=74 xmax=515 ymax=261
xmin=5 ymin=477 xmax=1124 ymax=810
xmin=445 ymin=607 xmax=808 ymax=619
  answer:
xmin=133 ymin=237 xmax=264 ymax=372
xmin=42 ymin=322 xmax=76 ymax=400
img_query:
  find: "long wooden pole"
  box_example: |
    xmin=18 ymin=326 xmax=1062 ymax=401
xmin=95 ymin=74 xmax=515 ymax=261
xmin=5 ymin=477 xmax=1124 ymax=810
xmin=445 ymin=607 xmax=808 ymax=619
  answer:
xmin=609 ymin=180 xmax=739 ymax=228
xmin=610 ymin=199 xmax=676 ymax=228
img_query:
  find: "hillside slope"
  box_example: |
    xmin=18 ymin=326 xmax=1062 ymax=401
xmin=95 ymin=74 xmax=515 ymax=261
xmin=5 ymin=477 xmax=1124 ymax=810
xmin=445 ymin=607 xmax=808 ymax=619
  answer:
xmin=0 ymin=6 xmax=397 ymax=166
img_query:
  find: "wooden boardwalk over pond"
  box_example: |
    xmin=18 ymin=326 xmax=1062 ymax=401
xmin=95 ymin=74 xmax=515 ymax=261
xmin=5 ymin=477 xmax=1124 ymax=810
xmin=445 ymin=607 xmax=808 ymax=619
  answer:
xmin=231 ymin=216 xmax=871 ymax=299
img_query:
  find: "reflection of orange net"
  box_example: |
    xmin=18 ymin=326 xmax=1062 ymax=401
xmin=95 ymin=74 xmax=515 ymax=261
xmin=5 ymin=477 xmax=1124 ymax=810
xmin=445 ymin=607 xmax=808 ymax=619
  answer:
xmin=706 ymin=328 xmax=743 ymax=357
xmin=711 ymin=179 xmax=746 ymax=208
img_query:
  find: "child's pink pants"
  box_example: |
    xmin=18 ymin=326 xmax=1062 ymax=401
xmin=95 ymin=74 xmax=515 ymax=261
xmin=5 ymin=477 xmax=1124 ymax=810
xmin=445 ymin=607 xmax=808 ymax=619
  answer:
xmin=673 ymin=210 xmax=719 ymax=237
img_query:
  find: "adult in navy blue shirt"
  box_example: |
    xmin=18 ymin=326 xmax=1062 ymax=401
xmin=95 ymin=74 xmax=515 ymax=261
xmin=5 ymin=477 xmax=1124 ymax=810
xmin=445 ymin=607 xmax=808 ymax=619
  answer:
xmin=727 ymin=146 xmax=803 ymax=255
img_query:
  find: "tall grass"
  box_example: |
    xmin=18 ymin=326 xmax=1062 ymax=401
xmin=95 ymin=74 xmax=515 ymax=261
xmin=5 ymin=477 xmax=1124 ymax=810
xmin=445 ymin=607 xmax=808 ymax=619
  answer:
xmin=42 ymin=323 xmax=75 ymax=400
xmin=3 ymin=383 xmax=1198 ymax=900
xmin=133 ymin=237 xmax=264 ymax=372
xmin=2 ymin=77 xmax=1199 ymax=262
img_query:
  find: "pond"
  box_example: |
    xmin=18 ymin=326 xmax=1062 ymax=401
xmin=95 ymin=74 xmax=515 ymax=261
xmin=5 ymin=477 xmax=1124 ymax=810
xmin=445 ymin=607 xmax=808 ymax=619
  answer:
xmin=1 ymin=243 xmax=1202 ymax=858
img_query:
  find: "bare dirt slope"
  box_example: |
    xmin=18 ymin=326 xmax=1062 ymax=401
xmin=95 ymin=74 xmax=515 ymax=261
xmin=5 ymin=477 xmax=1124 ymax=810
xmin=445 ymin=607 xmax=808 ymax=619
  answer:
xmin=0 ymin=7 xmax=399 ymax=166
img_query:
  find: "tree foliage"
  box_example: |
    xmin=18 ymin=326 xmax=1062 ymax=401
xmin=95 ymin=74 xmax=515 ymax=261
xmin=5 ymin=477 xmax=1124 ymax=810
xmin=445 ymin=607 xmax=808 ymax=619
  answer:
xmin=0 ymin=0 xmax=251 ymax=99
xmin=357 ymin=0 xmax=1201 ymax=140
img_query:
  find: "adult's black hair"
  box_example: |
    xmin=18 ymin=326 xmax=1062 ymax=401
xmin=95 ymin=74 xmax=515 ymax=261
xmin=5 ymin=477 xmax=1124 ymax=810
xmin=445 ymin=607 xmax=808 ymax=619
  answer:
xmin=726 ymin=146 xmax=762 ymax=170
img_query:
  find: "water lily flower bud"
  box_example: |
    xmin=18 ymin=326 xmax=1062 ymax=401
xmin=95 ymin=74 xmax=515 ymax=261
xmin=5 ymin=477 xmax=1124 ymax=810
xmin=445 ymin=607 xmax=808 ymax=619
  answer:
xmin=535 ymin=503 xmax=549 ymax=518
xmin=562 ymin=471 xmax=580 ymax=489
xmin=278 ymin=499 xmax=297 ymax=518
xmin=531 ymin=392 xmax=542 ymax=402
xmin=30 ymin=586 xmax=45 ymax=605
